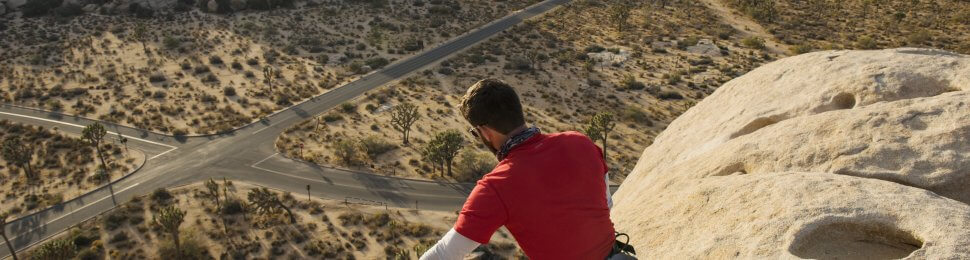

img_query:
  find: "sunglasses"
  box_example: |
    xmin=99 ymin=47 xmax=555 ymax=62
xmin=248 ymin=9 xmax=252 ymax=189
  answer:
xmin=469 ymin=126 xmax=481 ymax=138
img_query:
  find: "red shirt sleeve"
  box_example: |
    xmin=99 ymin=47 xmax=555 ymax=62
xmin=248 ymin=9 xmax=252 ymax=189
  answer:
xmin=454 ymin=179 xmax=508 ymax=244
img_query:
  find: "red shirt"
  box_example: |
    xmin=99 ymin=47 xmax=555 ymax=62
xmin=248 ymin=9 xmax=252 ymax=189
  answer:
xmin=454 ymin=131 xmax=615 ymax=259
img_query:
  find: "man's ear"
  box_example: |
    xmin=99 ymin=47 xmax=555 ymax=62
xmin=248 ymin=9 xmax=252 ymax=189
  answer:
xmin=480 ymin=126 xmax=499 ymax=143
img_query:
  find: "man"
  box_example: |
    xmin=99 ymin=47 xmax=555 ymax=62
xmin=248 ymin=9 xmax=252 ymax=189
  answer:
xmin=421 ymin=79 xmax=616 ymax=259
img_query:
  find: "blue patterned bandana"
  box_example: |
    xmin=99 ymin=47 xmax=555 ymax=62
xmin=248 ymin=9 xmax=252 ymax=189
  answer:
xmin=496 ymin=127 xmax=540 ymax=161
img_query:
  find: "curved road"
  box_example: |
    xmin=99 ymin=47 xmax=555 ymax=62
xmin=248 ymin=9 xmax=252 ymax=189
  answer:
xmin=0 ymin=0 xmax=589 ymax=257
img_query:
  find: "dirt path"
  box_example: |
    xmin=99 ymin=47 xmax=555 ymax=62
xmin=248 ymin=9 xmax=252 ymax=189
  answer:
xmin=700 ymin=0 xmax=790 ymax=55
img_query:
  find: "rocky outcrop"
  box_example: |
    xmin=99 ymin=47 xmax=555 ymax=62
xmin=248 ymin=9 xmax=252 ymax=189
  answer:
xmin=611 ymin=48 xmax=970 ymax=258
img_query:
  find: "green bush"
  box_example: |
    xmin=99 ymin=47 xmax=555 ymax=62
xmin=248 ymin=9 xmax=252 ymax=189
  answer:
xmin=151 ymin=188 xmax=173 ymax=202
xmin=855 ymin=35 xmax=877 ymax=50
xmin=790 ymin=43 xmax=814 ymax=54
xmin=54 ymin=3 xmax=84 ymax=17
xmin=365 ymin=57 xmax=390 ymax=69
xmin=22 ymin=0 xmax=63 ymax=17
xmin=727 ymin=0 xmax=777 ymax=22
xmin=340 ymin=103 xmax=357 ymax=113
xmin=455 ymin=150 xmax=495 ymax=182
xmin=621 ymin=106 xmax=653 ymax=126
xmin=658 ymin=91 xmax=684 ymax=100
xmin=359 ymin=136 xmax=397 ymax=160
xmin=741 ymin=36 xmax=766 ymax=50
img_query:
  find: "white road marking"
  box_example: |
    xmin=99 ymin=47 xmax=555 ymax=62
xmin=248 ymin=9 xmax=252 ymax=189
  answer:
xmin=10 ymin=182 xmax=140 ymax=240
xmin=252 ymin=125 xmax=272 ymax=135
xmin=0 ymin=112 xmax=177 ymax=149
xmin=148 ymin=147 xmax=177 ymax=160
xmin=252 ymin=153 xmax=280 ymax=167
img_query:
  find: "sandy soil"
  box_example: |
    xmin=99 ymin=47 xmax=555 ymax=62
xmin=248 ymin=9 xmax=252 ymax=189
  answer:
xmin=0 ymin=120 xmax=144 ymax=219
xmin=23 ymin=181 xmax=521 ymax=259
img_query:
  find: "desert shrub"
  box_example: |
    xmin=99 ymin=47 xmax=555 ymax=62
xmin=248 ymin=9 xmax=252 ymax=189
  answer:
xmin=455 ymin=150 xmax=495 ymax=182
xmin=584 ymin=45 xmax=606 ymax=53
xmin=658 ymin=91 xmax=684 ymax=100
xmin=322 ymin=114 xmax=343 ymax=122
xmin=149 ymin=74 xmax=167 ymax=83
xmin=231 ymin=61 xmax=243 ymax=70
xmin=333 ymin=139 xmax=362 ymax=166
xmin=76 ymin=248 xmax=100 ymax=260
xmin=152 ymin=91 xmax=167 ymax=99
xmin=223 ymin=86 xmax=237 ymax=96
xmin=621 ymin=106 xmax=653 ymax=126
xmin=151 ymin=188 xmax=173 ymax=202
xmin=790 ymin=43 xmax=814 ymax=54
xmin=741 ymin=36 xmax=765 ymax=50
xmin=108 ymin=231 xmax=129 ymax=244
xmin=30 ymin=238 xmax=76 ymax=260
xmin=340 ymin=103 xmax=357 ymax=113
xmin=906 ymin=30 xmax=932 ymax=46
xmin=855 ymin=35 xmax=877 ymax=50
xmin=726 ymin=0 xmax=776 ymax=22
xmin=620 ymin=74 xmax=644 ymax=90
xmin=158 ymin=233 xmax=209 ymax=260
xmin=506 ymin=56 xmax=532 ymax=71
xmin=128 ymin=3 xmax=154 ymax=18
xmin=365 ymin=57 xmax=389 ymax=69
xmin=359 ymin=136 xmax=397 ymax=160
xmin=22 ymin=0 xmax=63 ymax=17
xmin=437 ymin=67 xmax=455 ymax=75
xmin=209 ymin=55 xmax=224 ymax=65
xmin=222 ymin=198 xmax=245 ymax=214
xmin=163 ymin=36 xmax=181 ymax=50
xmin=54 ymin=3 xmax=84 ymax=17
xmin=103 ymin=212 xmax=128 ymax=231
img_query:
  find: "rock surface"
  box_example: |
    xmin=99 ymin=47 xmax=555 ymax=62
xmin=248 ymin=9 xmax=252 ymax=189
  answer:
xmin=611 ymin=48 xmax=970 ymax=259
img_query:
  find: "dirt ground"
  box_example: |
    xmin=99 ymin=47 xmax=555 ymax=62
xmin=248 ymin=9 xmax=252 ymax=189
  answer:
xmin=24 ymin=181 xmax=522 ymax=259
xmin=0 ymin=120 xmax=144 ymax=219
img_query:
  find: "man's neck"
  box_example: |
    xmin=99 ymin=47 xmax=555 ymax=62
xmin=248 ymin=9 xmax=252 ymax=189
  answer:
xmin=493 ymin=125 xmax=528 ymax=149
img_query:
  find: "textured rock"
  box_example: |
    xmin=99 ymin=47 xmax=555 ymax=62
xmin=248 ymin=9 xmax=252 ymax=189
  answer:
xmin=611 ymin=48 xmax=970 ymax=259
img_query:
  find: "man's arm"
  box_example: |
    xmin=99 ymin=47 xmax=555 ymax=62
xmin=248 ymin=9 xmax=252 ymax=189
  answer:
xmin=419 ymin=228 xmax=481 ymax=260
xmin=422 ymin=180 xmax=508 ymax=258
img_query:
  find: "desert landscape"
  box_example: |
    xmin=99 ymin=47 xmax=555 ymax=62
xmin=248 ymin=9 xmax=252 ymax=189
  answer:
xmin=277 ymin=0 xmax=970 ymax=183
xmin=23 ymin=181 xmax=520 ymax=259
xmin=1 ymin=0 xmax=970 ymax=259
xmin=0 ymin=0 xmax=539 ymax=135
xmin=0 ymin=120 xmax=141 ymax=219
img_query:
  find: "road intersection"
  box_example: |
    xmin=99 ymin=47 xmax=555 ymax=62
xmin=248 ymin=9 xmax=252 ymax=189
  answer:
xmin=0 ymin=0 xmax=585 ymax=257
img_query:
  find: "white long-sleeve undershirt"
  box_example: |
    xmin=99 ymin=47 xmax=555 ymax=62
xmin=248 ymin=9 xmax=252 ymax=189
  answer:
xmin=420 ymin=228 xmax=481 ymax=260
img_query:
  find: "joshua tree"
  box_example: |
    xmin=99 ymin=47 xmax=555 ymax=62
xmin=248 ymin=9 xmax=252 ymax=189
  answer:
xmin=607 ymin=1 xmax=633 ymax=32
xmin=31 ymin=238 xmax=76 ymax=260
xmin=389 ymin=103 xmax=421 ymax=145
xmin=153 ymin=206 xmax=186 ymax=258
xmin=247 ymin=188 xmax=296 ymax=224
xmin=1 ymin=212 xmax=18 ymax=260
xmin=585 ymin=112 xmax=617 ymax=162
xmin=117 ymin=132 xmax=129 ymax=154
xmin=429 ymin=130 xmax=464 ymax=177
xmin=421 ymin=140 xmax=445 ymax=175
xmin=205 ymin=178 xmax=220 ymax=208
xmin=263 ymin=66 xmax=279 ymax=93
xmin=2 ymin=137 xmax=35 ymax=181
xmin=82 ymin=123 xmax=109 ymax=180
xmin=133 ymin=22 xmax=149 ymax=54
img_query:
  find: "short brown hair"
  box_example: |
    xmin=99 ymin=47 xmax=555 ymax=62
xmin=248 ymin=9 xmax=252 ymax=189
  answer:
xmin=460 ymin=79 xmax=525 ymax=135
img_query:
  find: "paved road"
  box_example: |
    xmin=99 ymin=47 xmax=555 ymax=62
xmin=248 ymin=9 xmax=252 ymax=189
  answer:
xmin=0 ymin=0 xmax=580 ymax=257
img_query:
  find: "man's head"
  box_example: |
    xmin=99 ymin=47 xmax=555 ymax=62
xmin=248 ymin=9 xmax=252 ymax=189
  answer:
xmin=460 ymin=79 xmax=526 ymax=153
